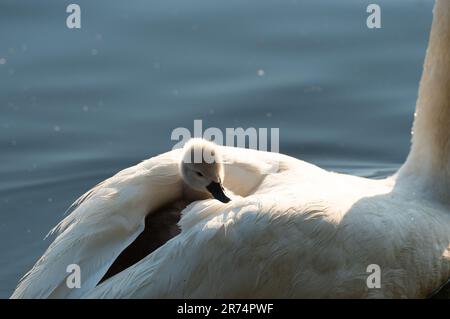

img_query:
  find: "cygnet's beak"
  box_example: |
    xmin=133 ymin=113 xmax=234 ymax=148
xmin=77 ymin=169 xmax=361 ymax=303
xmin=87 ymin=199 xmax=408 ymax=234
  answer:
xmin=206 ymin=181 xmax=231 ymax=203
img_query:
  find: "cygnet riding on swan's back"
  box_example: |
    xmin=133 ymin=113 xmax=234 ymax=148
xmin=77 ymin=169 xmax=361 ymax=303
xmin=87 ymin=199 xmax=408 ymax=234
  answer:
xmin=179 ymin=139 xmax=231 ymax=204
xmin=12 ymin=0 xmax=450 ymax=299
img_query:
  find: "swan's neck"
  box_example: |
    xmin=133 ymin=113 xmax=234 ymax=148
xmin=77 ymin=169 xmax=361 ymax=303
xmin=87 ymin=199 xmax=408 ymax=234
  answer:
xmin=399 ymin=0 xmax=450 ymax=202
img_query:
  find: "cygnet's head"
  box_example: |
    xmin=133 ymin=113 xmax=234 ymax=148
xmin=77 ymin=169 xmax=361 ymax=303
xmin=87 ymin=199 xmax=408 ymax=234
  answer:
xmin=180 ymin=138 xmax=230 ymax=203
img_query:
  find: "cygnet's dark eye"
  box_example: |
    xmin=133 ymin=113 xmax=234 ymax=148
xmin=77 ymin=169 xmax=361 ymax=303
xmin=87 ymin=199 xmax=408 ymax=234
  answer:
xmin=196 ymin=172 xmax=204 ymax=177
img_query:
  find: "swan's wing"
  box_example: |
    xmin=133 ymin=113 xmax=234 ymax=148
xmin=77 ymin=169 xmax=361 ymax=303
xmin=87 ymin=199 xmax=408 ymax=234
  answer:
xmin=11 ymin=149 xmax=184 ymax=299
xmin=81 ymin=191 xmax=327 ymax=299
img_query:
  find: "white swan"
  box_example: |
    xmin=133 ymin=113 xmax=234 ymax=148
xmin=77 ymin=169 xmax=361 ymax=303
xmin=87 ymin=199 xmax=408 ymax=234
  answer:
xmin=12 ymin=0 xmax=450 ymax=298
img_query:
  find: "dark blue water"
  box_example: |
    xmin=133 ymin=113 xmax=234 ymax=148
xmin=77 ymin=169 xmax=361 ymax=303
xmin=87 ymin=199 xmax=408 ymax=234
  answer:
xmin=0 ymin=0 xmax=434 ymax=298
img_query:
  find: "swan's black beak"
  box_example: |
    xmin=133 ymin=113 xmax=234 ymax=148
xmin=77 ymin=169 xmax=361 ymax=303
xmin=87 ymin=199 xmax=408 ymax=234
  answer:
xmin=206 ymin=182 xmax=231 ymax=203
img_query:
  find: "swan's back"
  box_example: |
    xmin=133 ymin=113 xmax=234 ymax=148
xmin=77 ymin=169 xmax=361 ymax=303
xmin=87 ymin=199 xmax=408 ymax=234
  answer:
xmin=86 ymin=155 xmax=450 ymax=298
